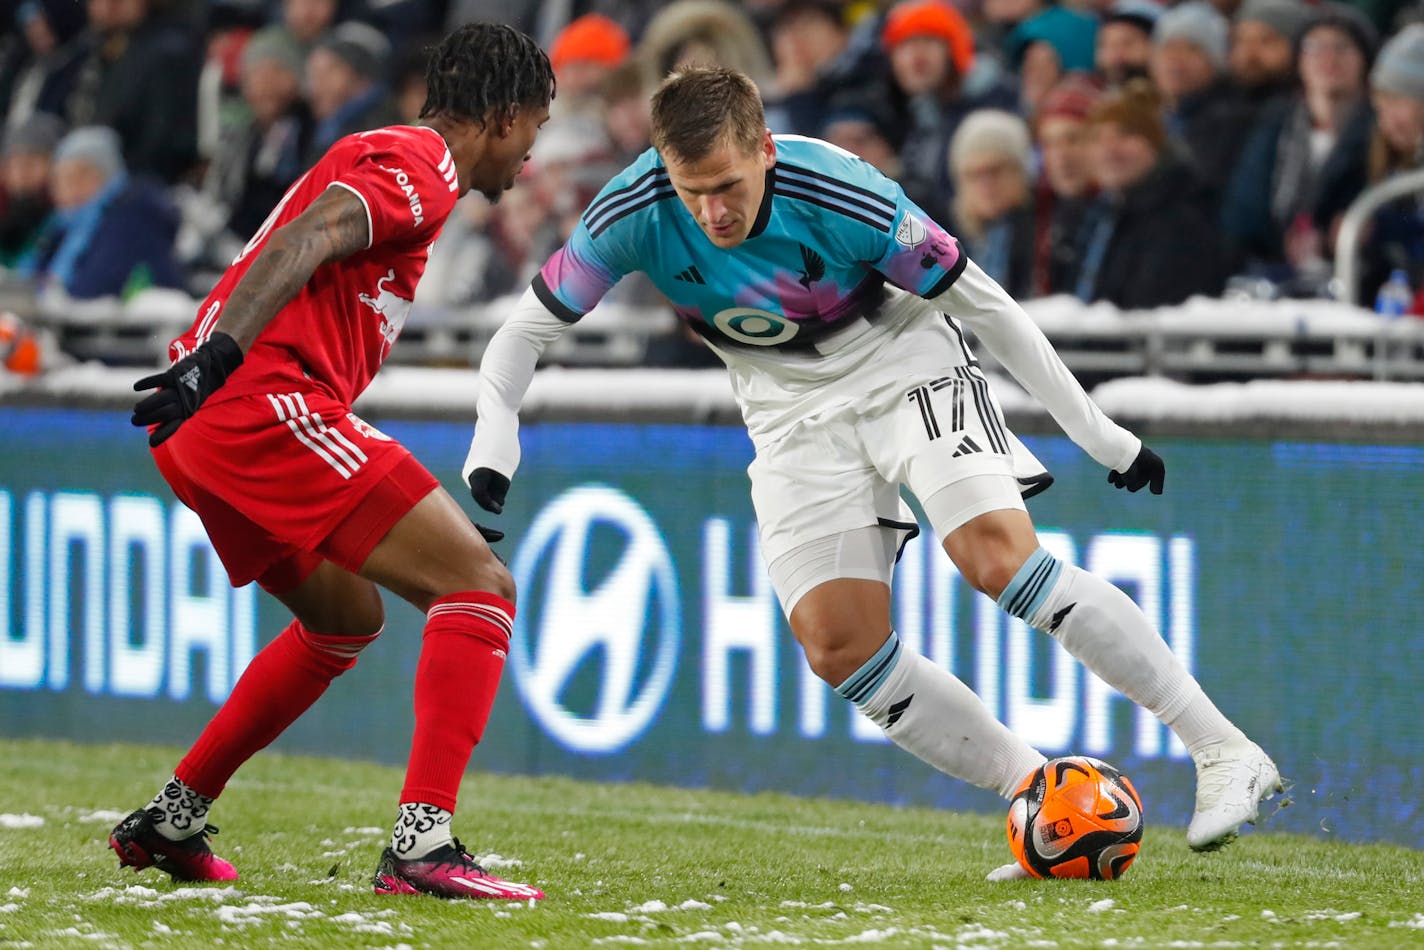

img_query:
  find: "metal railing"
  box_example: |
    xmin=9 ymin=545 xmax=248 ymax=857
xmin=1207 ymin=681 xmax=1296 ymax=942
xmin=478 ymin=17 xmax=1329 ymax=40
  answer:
xmin=1334 ymin=167 xmax=1424 ymax=307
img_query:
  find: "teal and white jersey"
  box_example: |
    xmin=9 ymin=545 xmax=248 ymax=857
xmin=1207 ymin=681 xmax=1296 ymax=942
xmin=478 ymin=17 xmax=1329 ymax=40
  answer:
xmin=533 ymin=135 xmax=969 ymax=368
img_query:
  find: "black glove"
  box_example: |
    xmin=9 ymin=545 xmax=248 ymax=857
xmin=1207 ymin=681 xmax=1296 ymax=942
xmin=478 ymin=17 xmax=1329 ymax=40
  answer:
xmin=131 ymin=332 xmax=244 ymax=447
xmin=468 ymin=467 xmax=510 ymax=514
xmin=1108 ymin=445 xmax=1166 ymax=495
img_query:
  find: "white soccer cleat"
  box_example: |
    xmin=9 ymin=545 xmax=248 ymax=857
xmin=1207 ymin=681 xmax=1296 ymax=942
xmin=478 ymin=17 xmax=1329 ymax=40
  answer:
xmin=986 ymin=862 xmax=1033 ymax=882
xmin=1186 ymin=739 xmax=1282 ymax=852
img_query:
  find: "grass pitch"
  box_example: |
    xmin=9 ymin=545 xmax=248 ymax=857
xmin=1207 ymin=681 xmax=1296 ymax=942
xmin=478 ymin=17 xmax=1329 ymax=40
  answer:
xmin=1 ymin=738 xmax=1423 ymax=948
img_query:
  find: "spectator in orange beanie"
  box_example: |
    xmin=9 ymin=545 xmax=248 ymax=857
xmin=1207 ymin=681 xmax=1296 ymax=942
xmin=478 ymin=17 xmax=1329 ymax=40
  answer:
xmin=883 ymin=0 xmax=1018 ymax=217
xmin=550 ymin=13 xmax=631 ymax=113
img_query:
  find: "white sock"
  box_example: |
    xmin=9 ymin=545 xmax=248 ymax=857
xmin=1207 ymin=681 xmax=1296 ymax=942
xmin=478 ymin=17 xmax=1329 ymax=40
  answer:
xmin=836 ymin=633 xmax=1046 ymax=799
xmin=998 ymin=548 xmax=1244 ymax=759
xmin=146 ymin=775 xmax=215 ymax=841
xmin=392 ymin=802 xmax=454 ymax=859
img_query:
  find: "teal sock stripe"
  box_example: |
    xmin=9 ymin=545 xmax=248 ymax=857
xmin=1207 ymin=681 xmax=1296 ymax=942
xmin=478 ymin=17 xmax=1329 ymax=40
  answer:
xmin=997 ymin=547 xmax=1063 ymax=621
xmin=834 ymin=634 xmax=902 ymax=707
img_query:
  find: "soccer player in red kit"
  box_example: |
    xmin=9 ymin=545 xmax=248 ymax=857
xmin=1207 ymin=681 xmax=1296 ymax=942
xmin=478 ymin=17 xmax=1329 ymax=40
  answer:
xmin=107 ymin=23 xmax=554 ymax=900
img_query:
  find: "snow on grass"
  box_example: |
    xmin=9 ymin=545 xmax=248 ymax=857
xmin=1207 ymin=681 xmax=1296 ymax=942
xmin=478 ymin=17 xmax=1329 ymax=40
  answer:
xmin=49 ymin=926 xmax=120 ymax=942
xmin=833 ymin=927 xmax=902 ymax=942
xmin=0 ymin=814 xmax=43 ymax=828
xmin=83 ymin=885 xmax=248 ymax=907
xmin=74 ymin=810 xmax=128 ymax=824
xmin=213 ymin=900 xmax=323 ymax=926
xmin=1302 ymin=910 xmax=1363 ymax=922
xmin=330 ymin=912 xmax=414 ymax=937
xmin=1087 ymin=899 xmax=1116 ymax=913
xmin=8 ymin=887 xmax=28 ymax=898
xmin=473 ymin=852 xmax=524 ymax=869
xmin=161 ymin=886 xmax=244 ymax=903
xmin=1391 ymin=914 xmax=1424 ymax=928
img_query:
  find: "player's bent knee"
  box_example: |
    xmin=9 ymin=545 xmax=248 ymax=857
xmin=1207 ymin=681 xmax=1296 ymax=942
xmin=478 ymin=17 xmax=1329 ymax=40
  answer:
xmin=796 ymin=628 xmax=876 ymax=687
xmin=294 ymin=621 xmax=383 ymax=677
xmin=960 ymin=552 xmax=1031 ymax=600
xmin=475 ymin=553 xmax=516 ymax=604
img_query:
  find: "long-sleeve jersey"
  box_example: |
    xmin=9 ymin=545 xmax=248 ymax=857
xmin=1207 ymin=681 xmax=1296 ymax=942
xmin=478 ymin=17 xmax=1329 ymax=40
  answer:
xmin=467 ymin=135 xmax=1138 ymax=482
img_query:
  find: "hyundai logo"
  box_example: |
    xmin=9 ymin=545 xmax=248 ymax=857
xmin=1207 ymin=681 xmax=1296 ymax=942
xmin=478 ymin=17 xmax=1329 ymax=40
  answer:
xmin=508 ymin=484 xmax=680 ymax=754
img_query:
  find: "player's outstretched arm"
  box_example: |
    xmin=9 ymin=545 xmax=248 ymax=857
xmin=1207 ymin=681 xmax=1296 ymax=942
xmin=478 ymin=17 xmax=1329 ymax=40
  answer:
xmin=131 ymin=188 xmax=371 ymax=446
xmin=463 ymin=285 xmax=573 ymax=512
xmin=933 ymin=259 xmax=1143 ymax=477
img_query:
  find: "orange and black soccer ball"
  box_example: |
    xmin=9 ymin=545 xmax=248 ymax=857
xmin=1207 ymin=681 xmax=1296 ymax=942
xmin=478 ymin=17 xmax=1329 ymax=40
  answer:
xmin=1006 ymin=756 xmax=1144 ymax=880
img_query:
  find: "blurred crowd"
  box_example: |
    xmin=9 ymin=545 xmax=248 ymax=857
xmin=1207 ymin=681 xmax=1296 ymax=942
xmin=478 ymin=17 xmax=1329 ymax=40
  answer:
xmin=2 ymin=0 xmax=1424 ymax=365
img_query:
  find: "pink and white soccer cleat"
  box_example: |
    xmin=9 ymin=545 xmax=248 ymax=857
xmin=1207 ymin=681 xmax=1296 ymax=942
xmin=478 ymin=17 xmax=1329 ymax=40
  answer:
xmin=373 ymin=839 xmax=544 ymax=899
xmin=109 ymin=808 xmax=239 ymax=882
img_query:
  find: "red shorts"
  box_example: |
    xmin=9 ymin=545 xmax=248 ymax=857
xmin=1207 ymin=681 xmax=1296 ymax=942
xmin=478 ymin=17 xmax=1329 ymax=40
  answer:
xmin=153 ymin=386 xmax=439 ymax=593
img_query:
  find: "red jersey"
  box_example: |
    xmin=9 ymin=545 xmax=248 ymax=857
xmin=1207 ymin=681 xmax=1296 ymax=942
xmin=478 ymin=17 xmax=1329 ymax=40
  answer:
xmin=172 ymin=125 xmax=460 ymax=406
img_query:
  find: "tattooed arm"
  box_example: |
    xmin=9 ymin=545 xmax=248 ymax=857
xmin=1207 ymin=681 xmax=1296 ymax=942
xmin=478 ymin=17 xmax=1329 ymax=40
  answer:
xmin=214 ymin=186 xmax=371 ymax=350
xmin=131 ymin=186 xmax=371 ymax=445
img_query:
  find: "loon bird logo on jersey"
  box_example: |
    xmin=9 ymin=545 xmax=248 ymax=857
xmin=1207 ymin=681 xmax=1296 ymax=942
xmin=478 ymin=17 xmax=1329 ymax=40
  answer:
xmin=798 ymin=244 xmax=825 ymax=288
xmin=358 ymin=268 xmax=413 ymax=355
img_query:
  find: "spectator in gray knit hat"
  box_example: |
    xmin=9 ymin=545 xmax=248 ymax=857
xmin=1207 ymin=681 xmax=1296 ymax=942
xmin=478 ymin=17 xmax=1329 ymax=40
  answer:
xmin=0 ymin=113 xmax=66 ymax=266
xmin=1153 ymin=1 xmax=1228 ymax=92
xmin=304 ymin=21 xmax=402 ymax=164
xmin=20 ymin=125 xmax=186 ymax=298
xmin=947 ymin=110 xmax=1036 ymax=299
xmin=1220 ymin=2 xmax=1375 ymax=284
xmin=1346 ymin=22 xmax=1424 ymax=308
xmin=1370 ymin=22 xmax=1424 ymax=107
xmin=199 ymin=26 xmax=315 ymax=249
xmin=1150 ymin=1 xmax=1255 ymax=206
xmin=1231 ymin=0 xmax=1308 ymax=100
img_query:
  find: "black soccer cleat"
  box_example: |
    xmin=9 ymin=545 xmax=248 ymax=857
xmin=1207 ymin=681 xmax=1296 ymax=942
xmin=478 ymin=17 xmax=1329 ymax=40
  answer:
xmin=109 ymin=808 xmax=238 ymax=882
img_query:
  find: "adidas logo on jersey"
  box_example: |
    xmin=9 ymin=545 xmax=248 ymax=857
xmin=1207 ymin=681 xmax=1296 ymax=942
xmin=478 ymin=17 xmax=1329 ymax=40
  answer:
xmin=951 ymin=435 xmax=982 ymax=457
xmin=674 ymin=265 xmax=705 ymax=284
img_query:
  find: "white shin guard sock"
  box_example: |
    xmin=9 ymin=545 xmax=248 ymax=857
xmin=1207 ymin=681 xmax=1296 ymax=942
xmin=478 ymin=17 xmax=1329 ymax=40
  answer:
xmin=837 ymin=635 xmax=1046 ymax=799
xmin=999 ymin=548 xmax=1242 ymax=758
xmin=147 ymin=775 xmax=215 ymax=841
xmin=392 ymin=802 xmax=454 ymax=859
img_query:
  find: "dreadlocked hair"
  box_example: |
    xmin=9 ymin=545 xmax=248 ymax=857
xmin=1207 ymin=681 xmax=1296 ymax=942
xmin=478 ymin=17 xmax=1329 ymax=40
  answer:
xmin=421 ymin=23 xmax=554 ymax=127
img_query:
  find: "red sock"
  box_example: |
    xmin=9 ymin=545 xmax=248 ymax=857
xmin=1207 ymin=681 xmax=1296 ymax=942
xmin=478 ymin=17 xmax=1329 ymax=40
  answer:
xmin=400 ymin=591 xmax=513 ymax=812
xmin=177 ymin=620 xmax=376 ymax=797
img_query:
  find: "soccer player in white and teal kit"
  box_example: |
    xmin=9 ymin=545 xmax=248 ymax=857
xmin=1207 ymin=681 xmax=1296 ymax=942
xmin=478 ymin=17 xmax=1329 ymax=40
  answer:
xmin=464 ymin=66 xmax=1280 ymax=874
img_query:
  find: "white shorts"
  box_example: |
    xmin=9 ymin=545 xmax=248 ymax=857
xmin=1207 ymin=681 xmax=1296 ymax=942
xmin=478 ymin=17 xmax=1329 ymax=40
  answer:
xmin=748 ymin=336 xmax=1039 ymax=560
xmin=766 ymin=474 xmax=1026 ymax=616
xmin=744 ymin=292 xmax=1047 ymax=613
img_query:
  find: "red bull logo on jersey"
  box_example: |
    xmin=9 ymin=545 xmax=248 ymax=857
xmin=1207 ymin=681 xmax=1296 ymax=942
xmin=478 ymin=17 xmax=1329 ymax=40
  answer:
xmin=358 ymin=268 xmax=413 ymax=355
xmin=378 ymin=164 xmax=424 ymax=226
xmin=345 ymin=412 xmax=392 ymax=441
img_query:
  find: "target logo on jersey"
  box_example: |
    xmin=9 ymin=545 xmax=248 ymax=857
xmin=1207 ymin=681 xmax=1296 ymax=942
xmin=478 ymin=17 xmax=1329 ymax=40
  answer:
xmin=1006 ymin=756 xmax=1144 ymax=880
